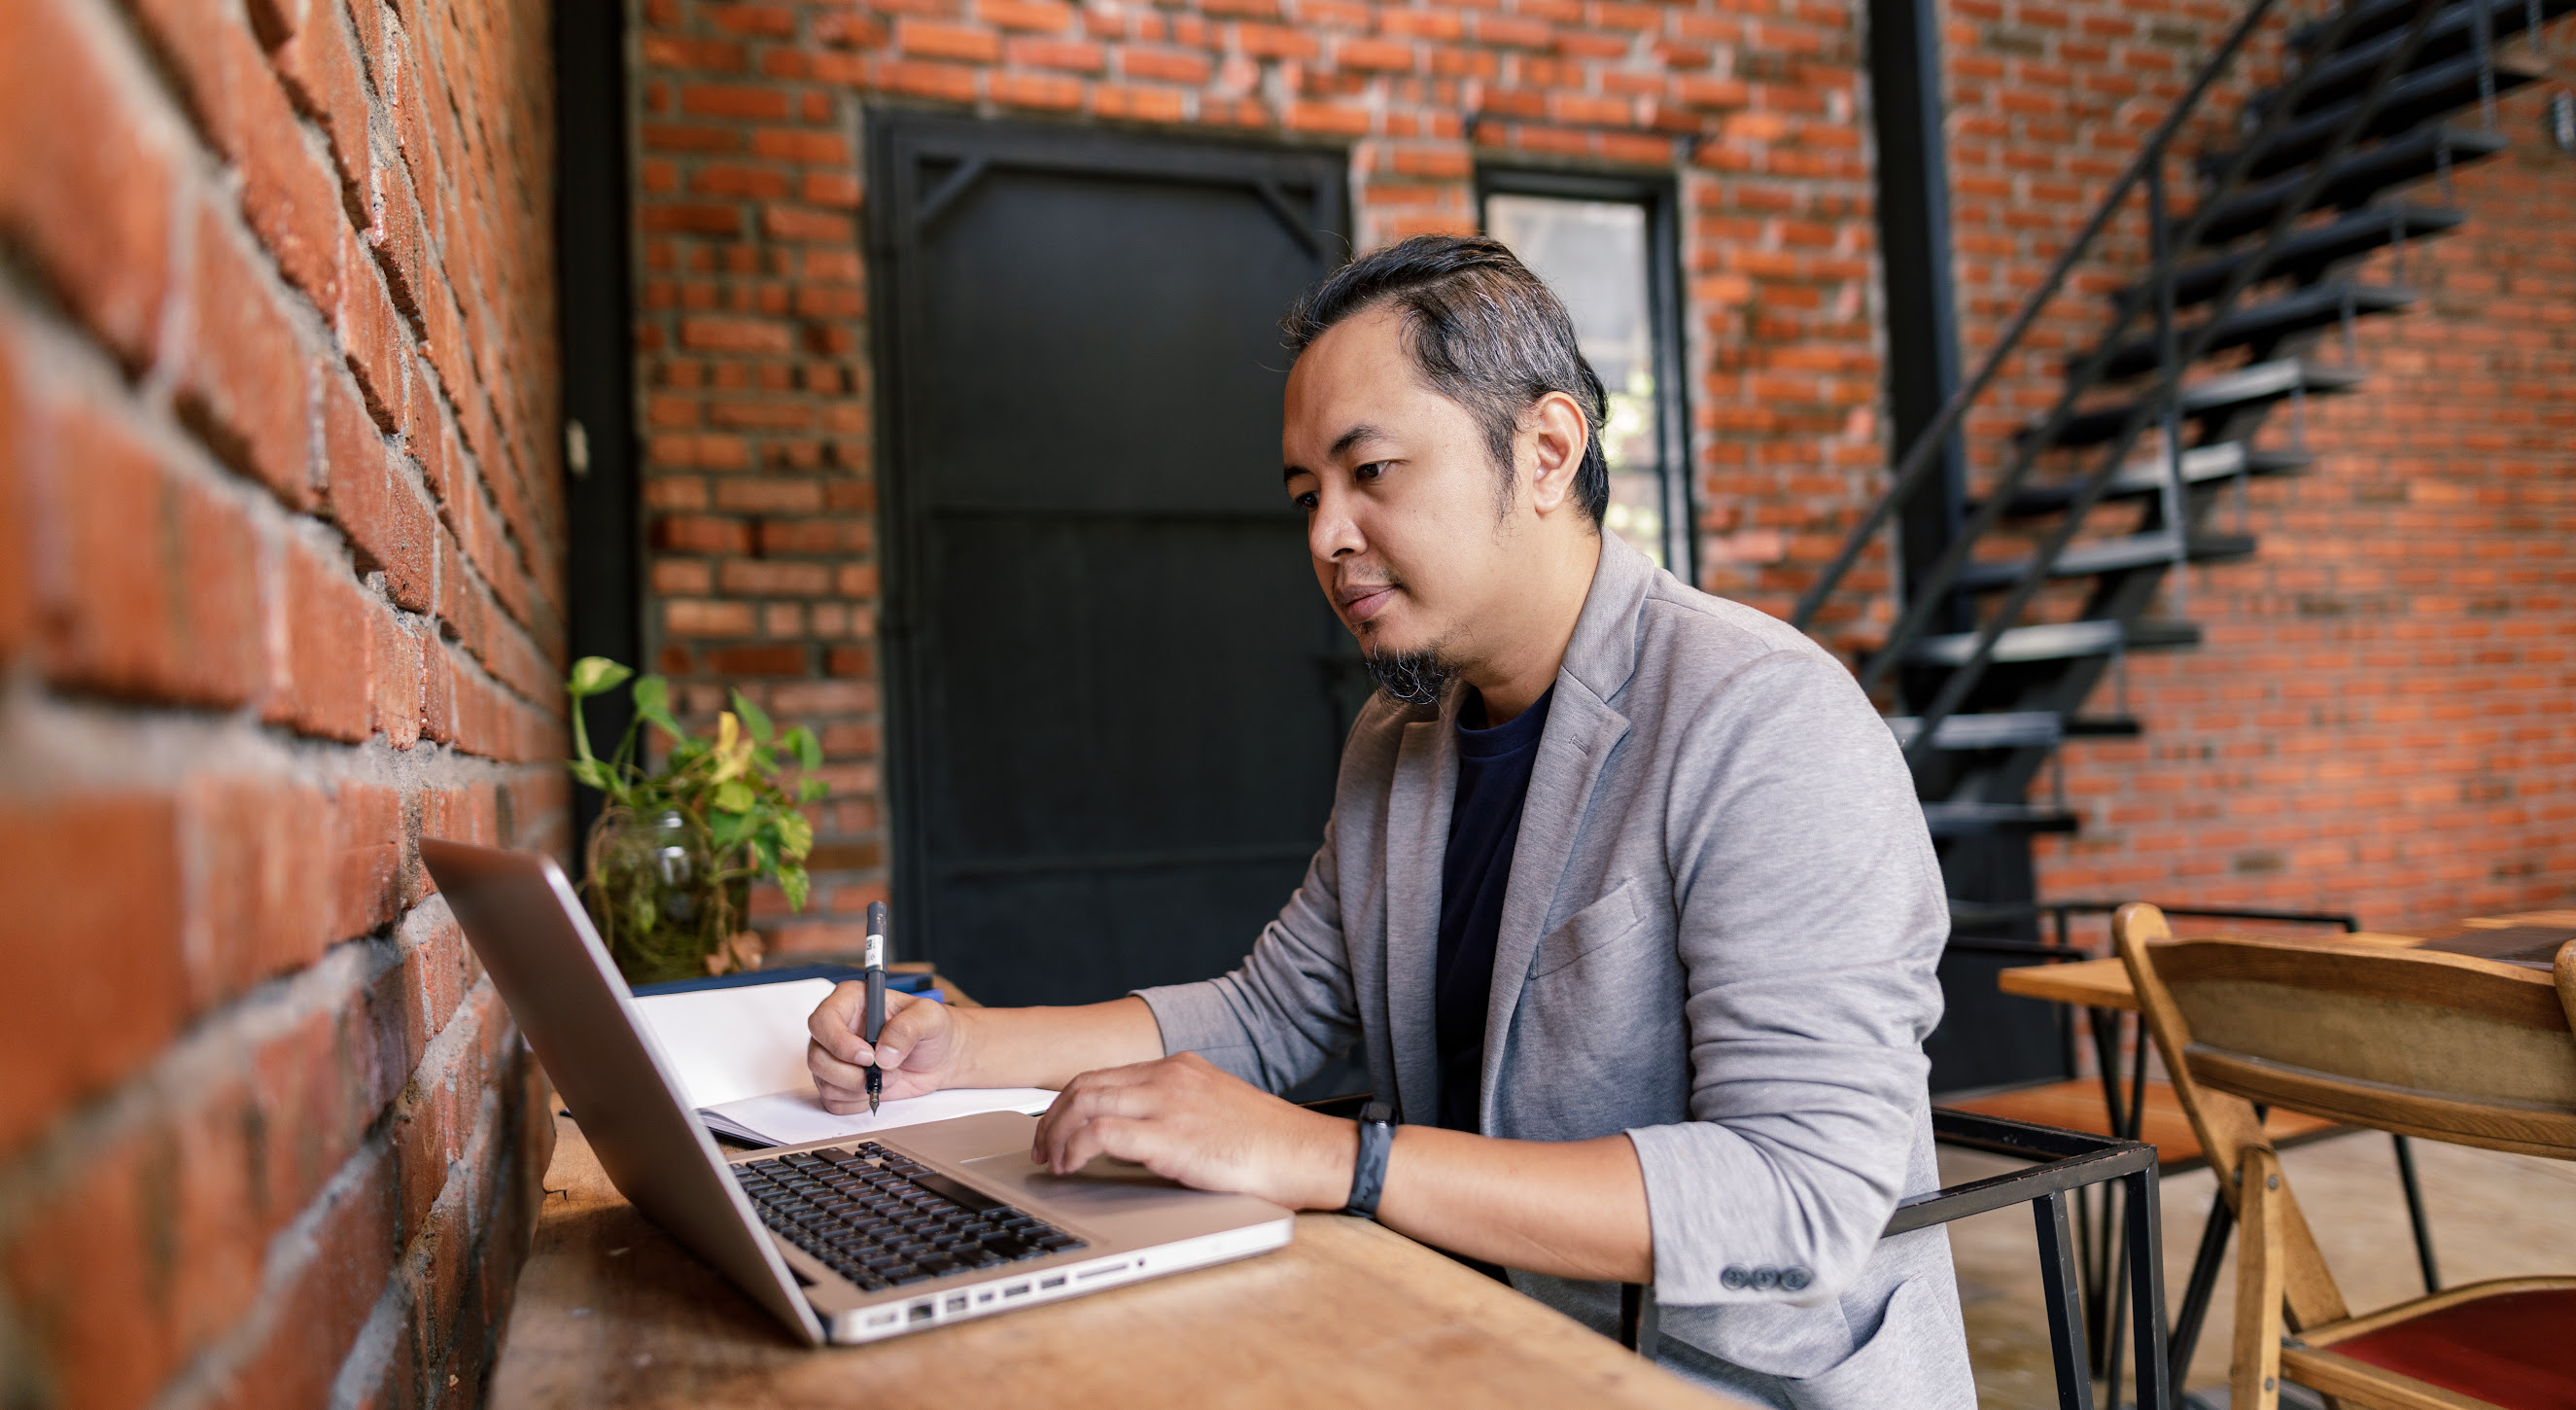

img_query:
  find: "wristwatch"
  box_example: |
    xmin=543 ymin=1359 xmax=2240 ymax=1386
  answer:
xmin=1342 ymin=1101 xmax=1395 ymax=1219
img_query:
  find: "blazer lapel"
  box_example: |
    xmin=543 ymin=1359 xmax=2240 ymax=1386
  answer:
xmin=1476 ymin=534 xmax=1652 ymax=1130
xmin=1380 ymin=693 xmax=1459 ymax=1125
xmin=1477 ymin=684 xmax=1629 ymax=1129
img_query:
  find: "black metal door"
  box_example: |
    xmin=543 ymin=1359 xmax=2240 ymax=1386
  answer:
xmin=869 ymin=115 xmax=1360 ymax=1011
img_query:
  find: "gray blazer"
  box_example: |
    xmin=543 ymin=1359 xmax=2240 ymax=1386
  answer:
xmin=1137 ymin=533 xmax=1973 ymax=1409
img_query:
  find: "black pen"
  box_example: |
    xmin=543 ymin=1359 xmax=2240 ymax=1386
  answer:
xmin=863 ymin=900 xmax=888 ymax=1115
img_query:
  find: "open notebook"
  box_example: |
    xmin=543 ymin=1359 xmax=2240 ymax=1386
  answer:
xmin=628 ymin=975 xmax=1055 ymax=1146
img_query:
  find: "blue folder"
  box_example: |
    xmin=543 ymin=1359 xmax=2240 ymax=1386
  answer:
xmin=630 ymin=964 xmax=944 ymax=1002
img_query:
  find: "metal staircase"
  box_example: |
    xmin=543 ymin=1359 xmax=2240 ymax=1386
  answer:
xmin=1793 ymin=0 xmax=2566 ymax=898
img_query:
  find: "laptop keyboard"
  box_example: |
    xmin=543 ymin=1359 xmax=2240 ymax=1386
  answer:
xmin=735 ymin=1143 xmax=1087 ymax=1291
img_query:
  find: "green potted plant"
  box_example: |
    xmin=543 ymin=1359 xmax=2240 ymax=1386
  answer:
xmin=565 ymin=656 xmax=827 ymax=984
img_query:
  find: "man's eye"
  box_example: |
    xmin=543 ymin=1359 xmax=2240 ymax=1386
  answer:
xmin=1292 ymin=491 xmax=1318 ymax=510
xmin=1354 ymin=461 xmax=1388 ymax=481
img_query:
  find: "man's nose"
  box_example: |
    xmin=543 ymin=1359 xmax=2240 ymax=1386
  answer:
xmin=1308 ymin=492 xmax=1364 ymax=561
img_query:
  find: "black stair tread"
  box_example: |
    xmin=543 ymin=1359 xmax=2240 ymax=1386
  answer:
xmin=2023 ymin=359 xmax=2365 ymax=449
xmin=2292 ymin=0 xmax=2576 ymax=56
xmin=2183 ymin=124 xmax=2506 ymax=247
xmin=1903 ymin=617 xmax=2203 ymax=666
xmin=2198 ymin=53 xmax=2542 ymax=184
xmin=2083 ymin=283 xmax=2415 ymax=380
xmin=1954 ymin=531 xmax=2260 ymax=592
xmin=2112 ymin=205 xmax=2460 ymax=315
xmin=2266 ymin=0 xmax=2576 ymax=118
xmin=1887 ymin=711 xmax=2066 ymax=750
xmin=1924 ymin=802 xmax=2082 ymax=837
xmin=2064 ymin=716 xmax=2144 ymax=736
xmin=1988 ymin=441 xmax=2314 ymax=515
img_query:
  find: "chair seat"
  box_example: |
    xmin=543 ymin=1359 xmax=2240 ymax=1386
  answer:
xmin=2325 ymin=1287 xmax=2576 ymax=1410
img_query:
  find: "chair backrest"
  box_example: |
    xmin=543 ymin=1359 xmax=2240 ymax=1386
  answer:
xmin=2116 ymin=902 xmax=2576 ymax=1330
xmin=2137 ymin=923 xmax=2576 ymax=1161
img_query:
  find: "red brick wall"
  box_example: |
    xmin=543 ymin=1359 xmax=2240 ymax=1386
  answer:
xmin=1929 ymin=0 xmax=2576 ymax=928
xmin=629 ymin=0 xmax=1889 ymax=951
xmin=0 ymin=0 xmax=565 ymax=1404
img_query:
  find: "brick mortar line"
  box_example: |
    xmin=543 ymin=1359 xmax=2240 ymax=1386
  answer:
xmin=0 ymin=680 xmax=560 ymax=802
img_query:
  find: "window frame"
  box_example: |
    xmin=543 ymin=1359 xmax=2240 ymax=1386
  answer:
xmin=1474 ymin=166 xmax=1696 ymax=584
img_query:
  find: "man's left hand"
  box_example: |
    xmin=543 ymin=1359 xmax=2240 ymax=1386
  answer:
xmin=1028 ymin=1052 xmax=1358 ymax=1212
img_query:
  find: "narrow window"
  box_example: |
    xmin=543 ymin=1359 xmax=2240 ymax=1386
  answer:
xmin=1479 ymin=174 xmax=1692 ymax=580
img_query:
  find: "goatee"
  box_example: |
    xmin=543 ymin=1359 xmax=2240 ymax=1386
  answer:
xmin=1362 ymin=645 xmax=1454 ymax=706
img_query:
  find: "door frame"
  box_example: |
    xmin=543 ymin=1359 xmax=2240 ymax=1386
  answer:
xmin=862 ymin=112 xmax=1351 ymax=970
xmin=556 ymin=0 xmax=644 ymax=861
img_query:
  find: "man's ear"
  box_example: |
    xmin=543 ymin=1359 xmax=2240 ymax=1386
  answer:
xmin=1519 ymin=391 xmax=1591 ymax=516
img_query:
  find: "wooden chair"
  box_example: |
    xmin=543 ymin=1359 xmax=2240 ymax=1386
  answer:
xmin=2114 ymin=902 xmax=2576 ymax=1410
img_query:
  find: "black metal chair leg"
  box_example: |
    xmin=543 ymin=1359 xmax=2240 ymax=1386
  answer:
xmin=2120 ymin=1022 xmax=2149 ymax=1142
xmin=2095 ymin=1013 xmax=2153 ymax=1399
xmin=2034 ymin=1189 xmax=2100 ymax=1410
xmin=2082 ymin=1006 xmax=2151 ymax=1377
xmin=2392 ymin=1134 xmax=2440 ymax=1293
xmin=2165 ymin=1190 xmax=2234 ymax=1388
xmin=2104 ymin=1225 xmax=2132 ymax=1405
xmin=2123 ymin=1166 xmax=2174 ymax=1410
xmin=2083 ymin=1008 xmax=2122 ymax=1369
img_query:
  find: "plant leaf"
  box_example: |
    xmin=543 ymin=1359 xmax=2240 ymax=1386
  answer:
xmin=569 ymin=656 xmax=633 ymax=698
xmin=631 ymin=675 xmax=683 ymax=739
xmin=779 ymin=865 xmax=810 ymax=912
xmin=711 ymin=809 xmax=755 ymax=852
xmin=749 ymin=836 xmax=778 ymax=877
xmin=783 ymin=725 xmax=822 ymax=773
xmin=570 ymin=758 xmax=613 ymax=791
xmin=772 ymin=809 xmax=814 ymax=860
xmin=714 ymin=778 xmax=754 ymax=813
xmin=730 ymin=690 xmax=775 ymax=746
xmin=798 ymin=778 xmax=828 ymax=803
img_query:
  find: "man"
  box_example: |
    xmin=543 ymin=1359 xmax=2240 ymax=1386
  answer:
xmin=808 ymin=235 xmax=1973 ymax=1407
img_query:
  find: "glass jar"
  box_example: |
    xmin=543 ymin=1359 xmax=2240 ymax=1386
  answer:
xmin=584 ymin=806 xmax=750 ymax=984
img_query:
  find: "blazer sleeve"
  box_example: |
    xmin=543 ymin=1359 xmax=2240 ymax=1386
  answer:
xmin=1129 ymin=813 xmax=1362 ymax=1094
xmin=1624 ymin=646 xmax=1949 ymax=1308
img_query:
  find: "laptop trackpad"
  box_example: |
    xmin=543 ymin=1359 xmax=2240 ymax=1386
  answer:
xmin=960 ymin=1151 xmax=1190 ymax=1213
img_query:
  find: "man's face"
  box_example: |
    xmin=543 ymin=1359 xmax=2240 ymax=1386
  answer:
xmin=1280 ymin=305 xmax=1519 ymax=670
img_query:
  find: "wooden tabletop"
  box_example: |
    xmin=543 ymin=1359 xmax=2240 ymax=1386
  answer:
xmin=1993 ymin=911 xmax=2576 ymax=1011
xmin=489 ymin=967 xmax=1745 ymax=1409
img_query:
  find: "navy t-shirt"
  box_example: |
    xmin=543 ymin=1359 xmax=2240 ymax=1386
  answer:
xmin=1433 ymin=686 xmax=1553 ymax=1134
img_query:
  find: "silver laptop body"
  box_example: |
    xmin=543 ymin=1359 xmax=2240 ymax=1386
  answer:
xmin=422 ymin=839 xmax=1294 ymax=1344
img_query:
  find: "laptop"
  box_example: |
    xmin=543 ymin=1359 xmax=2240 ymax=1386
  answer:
xmin=421 ymin=839 xmax=1294 ymax=1344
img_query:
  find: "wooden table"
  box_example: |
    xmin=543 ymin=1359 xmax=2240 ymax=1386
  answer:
xmin=1995 ymin=910 xmax=2576 ymax=1012
xmin=1996 ymin=929 xmax=2428 ymax=1011
xmin=488 ymin=966 xmax=1748 ymax=1409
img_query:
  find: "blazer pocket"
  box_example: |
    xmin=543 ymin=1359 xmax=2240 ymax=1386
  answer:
xmin=1526 ymin=878 xmax=1654 ymax=982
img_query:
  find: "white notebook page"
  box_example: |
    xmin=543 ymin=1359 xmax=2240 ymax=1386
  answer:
xmin=630 ymin=977 xmax=1055 ymax=1146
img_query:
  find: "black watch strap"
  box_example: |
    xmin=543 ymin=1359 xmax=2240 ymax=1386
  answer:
xmin=1343 ymin=1101 xmax=1395 ymax=1219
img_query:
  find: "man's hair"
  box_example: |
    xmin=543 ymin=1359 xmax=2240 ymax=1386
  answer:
xmin=1281 ymin=234 xmax=1609 ymax=523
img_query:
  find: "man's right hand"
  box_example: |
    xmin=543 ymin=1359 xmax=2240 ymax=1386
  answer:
xmin=808 ymin=986 xmax=967 ymax=1112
